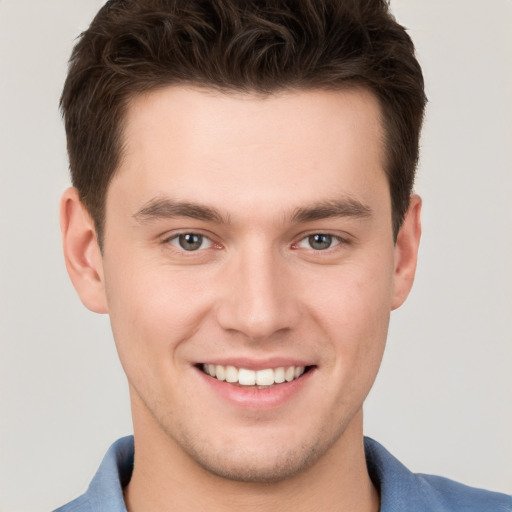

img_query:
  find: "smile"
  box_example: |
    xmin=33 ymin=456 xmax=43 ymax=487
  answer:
xmin=201 ymin=364 xmax=308 ymax=387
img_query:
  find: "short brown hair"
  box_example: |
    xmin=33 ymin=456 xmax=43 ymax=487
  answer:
xmin=61 ymin=0 xmax=426 ymax=244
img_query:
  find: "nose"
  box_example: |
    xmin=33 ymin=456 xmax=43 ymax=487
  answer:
xmin=215 ymin=245 xmax=301 ymax=341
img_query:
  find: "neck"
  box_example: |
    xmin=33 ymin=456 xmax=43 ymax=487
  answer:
xmin=124 ymin=405 xmax=379 ymax=512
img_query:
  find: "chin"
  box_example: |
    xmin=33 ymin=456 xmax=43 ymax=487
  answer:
xmin=189 ymin=443 xmax=325 ymax=483
xmin=168 ymin=420 xmax=345 ymax=484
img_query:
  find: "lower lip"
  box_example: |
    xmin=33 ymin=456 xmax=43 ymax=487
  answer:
xmin=195 ymin=367 xmax=315 ymax=410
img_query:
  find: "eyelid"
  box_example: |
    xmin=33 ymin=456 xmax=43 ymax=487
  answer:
xmin=159 ymin=229 xmax=352 ymax=253
xmin=292 ymin=231 xmax=352 ymax=251
xmin=297 ymin=234 xmax=340 ymax=249
xmin=170 ymin=234 xmax=211 ymax=250
xmin=162 ymin=230 xmax=220 ymax=251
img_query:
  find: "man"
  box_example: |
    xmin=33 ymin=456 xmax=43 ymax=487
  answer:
xmin=54 ymin=0 xmax=511 ymax=511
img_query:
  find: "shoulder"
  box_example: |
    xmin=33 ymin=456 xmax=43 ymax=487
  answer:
xmin=418 ymin=473 xmax=512 ymax=512
xmin=52 ymin=494 xmax=91 ymax=512
xmin=364 ymin=437 xmax=512 ymax=512
xmin=51 ymin=436 xmax=134 ymax=512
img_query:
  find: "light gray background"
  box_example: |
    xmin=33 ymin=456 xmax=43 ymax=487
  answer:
xmin=1 ymin=1 xmax=511 ymax=510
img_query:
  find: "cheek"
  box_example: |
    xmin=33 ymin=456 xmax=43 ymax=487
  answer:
xmin=103 ymin=256 xmax=215 ymax=375
xmin=304 ymin=253 xmax=394 ymax=329
xmin=304 ymin=258 xmax=393 ymax=385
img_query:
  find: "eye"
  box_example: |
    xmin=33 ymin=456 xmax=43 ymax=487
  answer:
xmin=298 ymin=234 xmax=340 ymax=251
xmin=169 ymin=233 xmax=212 ymax=251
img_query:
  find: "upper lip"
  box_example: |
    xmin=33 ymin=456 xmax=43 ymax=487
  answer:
xmin=196 ymin=357 xmax=315 ymax=371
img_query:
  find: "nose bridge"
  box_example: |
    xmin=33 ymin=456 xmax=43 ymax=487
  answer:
xmin=216 ymin=239 xmax=299 ymax=340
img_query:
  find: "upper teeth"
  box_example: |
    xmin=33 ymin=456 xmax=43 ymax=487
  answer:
xmin=202 ymin=364 xmax=306 ymax=386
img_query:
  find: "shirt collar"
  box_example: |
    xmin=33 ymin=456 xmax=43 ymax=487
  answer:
xmin=85 ymin=436 xmax=133 ymax=511
xmin=75 ymin=435 xmax=458 ymax=512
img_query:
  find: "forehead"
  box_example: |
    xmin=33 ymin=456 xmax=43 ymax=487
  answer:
xmin=121 ymin=86 xmax=384 ymax=157
xmin=109 ymin=86 xmax=388 ymax=223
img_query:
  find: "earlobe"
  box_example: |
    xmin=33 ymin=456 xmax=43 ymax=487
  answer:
xmin=391 ymin=194 xmax=422 ymax=310
xmin=60 ymin=187 xmax=108 ymax=314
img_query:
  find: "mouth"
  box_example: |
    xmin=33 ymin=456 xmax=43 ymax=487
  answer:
xmin=198 ymin=363 xmax=313 ymax=388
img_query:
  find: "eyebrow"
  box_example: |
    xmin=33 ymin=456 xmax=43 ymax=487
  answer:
xmin=290 ymin=198 xmax=372 ymax=223
xmin=133 ymin=196 xmax=372 ymax=225
xmin=133 ymin=198 xmax=230 ymax=224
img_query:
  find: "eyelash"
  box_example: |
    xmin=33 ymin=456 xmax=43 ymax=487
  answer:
xmin=294 ymin=233 xmax=345 ymax=251
xmin=164 ymin=232 xmax=217 ymax=252
xmin=163 ymin=231 xmax=349 ymax=253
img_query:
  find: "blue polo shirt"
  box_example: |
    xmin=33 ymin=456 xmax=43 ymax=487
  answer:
xmin=54 ymin=436 xmax=512 ymax=511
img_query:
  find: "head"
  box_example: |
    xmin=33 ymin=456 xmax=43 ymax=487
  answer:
xmin=61 ymin=0 xmax=425 ymax=247
xmin=60 ymin=0 xmax=425 ymax=487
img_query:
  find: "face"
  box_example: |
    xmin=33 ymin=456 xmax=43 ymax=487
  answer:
xmin=65 ymin=87 xmax=420 ymax=483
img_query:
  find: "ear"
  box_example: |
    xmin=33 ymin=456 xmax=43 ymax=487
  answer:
xmin=60 ymin=187 xmax=108 ymax=313
xmin=391 ymin=194 xmax=422 ymax=310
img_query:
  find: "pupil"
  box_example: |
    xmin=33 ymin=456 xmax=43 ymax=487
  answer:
xmin=309 ymin=234 xmax=332 ymax=250
xmin=179 ymin=233 xmax=202 ymax=251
